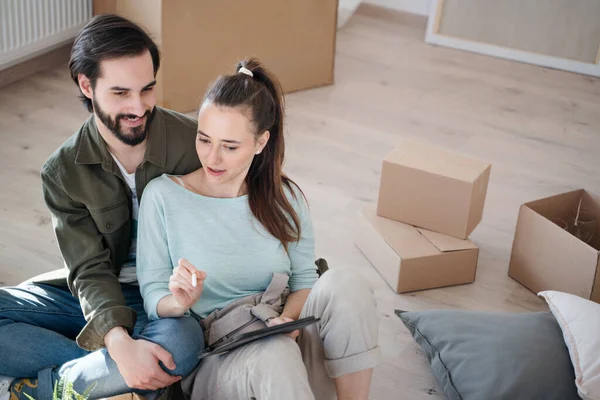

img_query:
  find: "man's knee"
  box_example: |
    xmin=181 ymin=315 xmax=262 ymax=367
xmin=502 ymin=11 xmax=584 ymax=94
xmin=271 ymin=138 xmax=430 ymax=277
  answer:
xmin=0 ymin=287 xmax=27 ymax=326
xmin=0 ymin=287 xmax=17 ymax=315
xmin=148 ymin=317 xmax=204 ymax=376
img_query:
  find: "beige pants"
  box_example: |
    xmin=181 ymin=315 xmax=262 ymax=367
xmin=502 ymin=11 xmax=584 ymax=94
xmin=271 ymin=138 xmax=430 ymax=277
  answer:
xmin=181 ymin=267 xmax=380 ymax=400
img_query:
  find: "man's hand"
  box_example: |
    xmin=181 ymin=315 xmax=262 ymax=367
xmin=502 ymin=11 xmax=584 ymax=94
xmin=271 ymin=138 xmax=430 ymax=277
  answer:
xmin=169 ymin=258 xmax=206 ymax=310
xmin=266 ymin=316 xmax=300 ymax=340
xmin=105 ymin=327 xmax=181 ymax=390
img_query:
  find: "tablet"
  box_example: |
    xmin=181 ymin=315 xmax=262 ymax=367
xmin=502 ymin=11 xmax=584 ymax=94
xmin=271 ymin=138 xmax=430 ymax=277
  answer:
xmin=199 ymin=316 xmax=320 ymax=359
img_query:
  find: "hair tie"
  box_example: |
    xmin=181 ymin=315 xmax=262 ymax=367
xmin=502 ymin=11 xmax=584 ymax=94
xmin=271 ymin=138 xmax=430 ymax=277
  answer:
xmin=238 ymin=67 xmax=253 ymax=77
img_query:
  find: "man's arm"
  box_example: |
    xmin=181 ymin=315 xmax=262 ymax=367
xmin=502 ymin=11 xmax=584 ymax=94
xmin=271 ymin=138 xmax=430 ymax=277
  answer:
xmin=41 ymin=167 xmax=136 ymax=351
xmin=42 ymin=167 xmax=182 ymax=389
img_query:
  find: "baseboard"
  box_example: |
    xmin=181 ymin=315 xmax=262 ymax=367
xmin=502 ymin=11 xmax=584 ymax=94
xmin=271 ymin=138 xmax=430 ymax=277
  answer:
xmin=0 ymin=41 xmax=73 ymax=89
xmin=364 ymin=0 xmax=431 ymax=16
xmin=356 ymin=3 xmax=428 ymax=27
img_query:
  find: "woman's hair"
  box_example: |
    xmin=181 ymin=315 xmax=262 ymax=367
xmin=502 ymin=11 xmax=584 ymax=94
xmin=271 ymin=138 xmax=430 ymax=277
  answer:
xmin=69 ymin=14 xmax=160 ymax=112
xmin=202 ymin=57 xmax=305 ymax=251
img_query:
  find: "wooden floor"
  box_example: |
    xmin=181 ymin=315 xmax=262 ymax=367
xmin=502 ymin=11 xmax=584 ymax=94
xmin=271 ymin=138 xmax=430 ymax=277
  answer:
xmin=1 ymin=5 xmax=600 ymax=399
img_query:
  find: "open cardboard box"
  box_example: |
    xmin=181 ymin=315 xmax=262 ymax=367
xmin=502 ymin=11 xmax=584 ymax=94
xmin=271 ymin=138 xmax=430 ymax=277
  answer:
xmin=356 ymin=205 xmax=479 ymax=294
xmin=377 ymin=141 xmax=491 ymax=239
xmin=508 ymin=189 xmax=600 ymax=303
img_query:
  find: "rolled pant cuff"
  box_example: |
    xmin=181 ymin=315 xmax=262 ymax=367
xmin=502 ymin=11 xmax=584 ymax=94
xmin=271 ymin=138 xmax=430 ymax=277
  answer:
xmin=324 ymin=345 xmax=381 ymax=378
xmin=37 ymin=366 xmax=55 ymax=400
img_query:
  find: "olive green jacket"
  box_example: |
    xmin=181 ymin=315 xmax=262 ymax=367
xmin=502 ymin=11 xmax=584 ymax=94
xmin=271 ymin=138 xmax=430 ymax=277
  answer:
xmin=32 ymin=107 xmax=201 ymax=351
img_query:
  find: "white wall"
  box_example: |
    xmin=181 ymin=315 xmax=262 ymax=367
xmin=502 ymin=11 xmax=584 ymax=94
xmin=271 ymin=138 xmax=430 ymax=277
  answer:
xmin=364 ymin=0 xmax=432 ymax=16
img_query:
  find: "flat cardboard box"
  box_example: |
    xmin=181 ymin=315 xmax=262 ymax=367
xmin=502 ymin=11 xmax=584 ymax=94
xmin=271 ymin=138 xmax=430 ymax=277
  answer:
xmin=356 ymin=205 xmax=479 ymax=294
xmin=93 ymin=0 xmax=338 ymax=112
xmin=508 ymin=189 xmax=600 ymax=303
xmin=377 ymin=141 xmax=491 ymax=239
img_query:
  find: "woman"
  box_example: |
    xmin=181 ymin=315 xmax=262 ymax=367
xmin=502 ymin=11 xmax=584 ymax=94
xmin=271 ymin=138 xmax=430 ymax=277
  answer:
xmin=136 ymin=58 xmax=380 ymax=400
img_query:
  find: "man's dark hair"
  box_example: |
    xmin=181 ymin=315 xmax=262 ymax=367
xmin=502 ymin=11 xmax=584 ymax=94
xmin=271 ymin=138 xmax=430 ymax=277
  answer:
xmin=69 ymin=14 xmax=160 ymax=112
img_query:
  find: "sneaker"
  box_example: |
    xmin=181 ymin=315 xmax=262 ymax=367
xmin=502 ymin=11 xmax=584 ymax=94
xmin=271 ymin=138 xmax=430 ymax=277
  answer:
xmin=8 ymin=378 xmax=37 ymax=400
xmin=0 ymin=376 xmax=16 ymax=400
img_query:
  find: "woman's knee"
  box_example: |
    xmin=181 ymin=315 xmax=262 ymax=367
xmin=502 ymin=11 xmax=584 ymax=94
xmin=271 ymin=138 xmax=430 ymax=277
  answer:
xmin=248 ymin=335 xmax=304 ymax=375
xmin=312 ymin=267 xmax=375 ymax=311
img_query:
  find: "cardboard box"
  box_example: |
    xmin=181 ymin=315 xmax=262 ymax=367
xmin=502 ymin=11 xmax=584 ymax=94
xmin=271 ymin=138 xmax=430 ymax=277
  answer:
xmin=93 ymin=0 xmax=338 ymax=112
xmin=106 ymin=395 xmax=135 ymax=400
xmin=377 ymin=141 xmax=491 ymax=239
xmin=356 ymin=205 xmax=479 ymax=293
xmin=508 ymin=189 xmax=600 ymax=303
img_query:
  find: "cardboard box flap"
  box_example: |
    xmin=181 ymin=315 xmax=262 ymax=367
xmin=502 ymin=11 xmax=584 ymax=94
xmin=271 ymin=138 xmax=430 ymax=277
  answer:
xmin=582 ymin=191 xmax=600 ymax=210
xmin=384 ymin=141 xmax=490 ymax=183
xmin=524 ymin=189 xmax=582 ymax=219
xmin=417 ymin=228 xmax=478 ymax=252
xmin=525 ymin=190 xmax=600 ymax=252
xmin=582 ymin=191 xmax=600 ymax=242
xmin=592 ymin=254 xmax=600 ymax=303
xmin=361 ymin=206 xmax=440 ymax=259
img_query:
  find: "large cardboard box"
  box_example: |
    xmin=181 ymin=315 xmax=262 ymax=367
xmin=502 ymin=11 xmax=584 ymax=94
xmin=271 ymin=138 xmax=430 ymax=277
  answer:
xmin=508 ymin=189 xmax=600 ymax=303
xmin=356 ymin=205 xmax=479 ymax=294
xmin=377 ymin=141 xmax=491 ymax=239
xmin=93 ymin=0 xmax=338 ymax=112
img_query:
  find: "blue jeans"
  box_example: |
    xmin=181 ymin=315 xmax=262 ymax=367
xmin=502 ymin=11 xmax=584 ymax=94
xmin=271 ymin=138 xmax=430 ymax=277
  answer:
xmin=0 ymin=283 xmax=204 ymax=400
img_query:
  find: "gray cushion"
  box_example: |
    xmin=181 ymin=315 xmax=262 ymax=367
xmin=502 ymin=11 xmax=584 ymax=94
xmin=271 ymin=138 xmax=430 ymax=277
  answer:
xmin=396 ymin=310 xmax=580 ymax=400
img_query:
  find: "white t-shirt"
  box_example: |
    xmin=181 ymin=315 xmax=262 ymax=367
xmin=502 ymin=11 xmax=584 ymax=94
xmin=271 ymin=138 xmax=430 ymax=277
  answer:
xmin=110 ymin=153 xmax=139 ymax=284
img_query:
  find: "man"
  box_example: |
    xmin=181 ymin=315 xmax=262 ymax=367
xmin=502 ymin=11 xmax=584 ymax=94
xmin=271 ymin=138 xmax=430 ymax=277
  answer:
xmin=0 ymin=14 xmax=203 ymax=400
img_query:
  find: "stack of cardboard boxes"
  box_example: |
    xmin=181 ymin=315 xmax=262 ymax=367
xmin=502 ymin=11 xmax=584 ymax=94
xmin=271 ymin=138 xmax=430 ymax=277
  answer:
xmin=355 ymin=141 xmax=492 ymax=294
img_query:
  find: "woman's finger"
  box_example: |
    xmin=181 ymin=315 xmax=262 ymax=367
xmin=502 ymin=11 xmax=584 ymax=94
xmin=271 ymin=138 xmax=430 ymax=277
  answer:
xmin=178 ymin=258 xmax=198 ymax=276
xmin=178 ymin=259 xmax=207 ymax=283
xmin=169 ymin=276 xmax=194 ymax=295
xmin=168 ymin=279 xmax=185 ymax=294
xmin=173 ymin=273 xmax=194 ymax=292
xmin=173 ymin=265 xmax=192 ymax=281
xmin=174 ymin=266 xmax=202 ymax=289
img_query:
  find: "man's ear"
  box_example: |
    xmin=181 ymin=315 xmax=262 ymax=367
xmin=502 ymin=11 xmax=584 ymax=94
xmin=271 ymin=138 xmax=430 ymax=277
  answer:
xmin=78 ymin=74 xmax=93 ymax=99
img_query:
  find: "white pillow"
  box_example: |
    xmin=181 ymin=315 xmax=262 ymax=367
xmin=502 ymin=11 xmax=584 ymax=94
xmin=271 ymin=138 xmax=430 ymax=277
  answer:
xmin=538 ymin=290 xmax=600 ymax=400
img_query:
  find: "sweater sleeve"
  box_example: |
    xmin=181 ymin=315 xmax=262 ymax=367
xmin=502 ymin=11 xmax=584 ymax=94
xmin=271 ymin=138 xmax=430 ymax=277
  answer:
xmin=286 ymin=184 xmax=319 ymax=292
xmin=136 ymin=179 xmax=174 ymax=320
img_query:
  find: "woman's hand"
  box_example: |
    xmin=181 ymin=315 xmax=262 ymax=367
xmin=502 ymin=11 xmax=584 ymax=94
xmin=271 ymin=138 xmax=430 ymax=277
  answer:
xmin=266 ymin=316 xmax=300 ymax=340
xmin=168 ymin=258 xmax=206 ymax=310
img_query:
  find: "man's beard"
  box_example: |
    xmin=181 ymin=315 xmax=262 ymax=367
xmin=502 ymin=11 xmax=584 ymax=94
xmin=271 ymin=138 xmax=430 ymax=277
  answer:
xmin=92 ymin=96 xmax=155 ymax=146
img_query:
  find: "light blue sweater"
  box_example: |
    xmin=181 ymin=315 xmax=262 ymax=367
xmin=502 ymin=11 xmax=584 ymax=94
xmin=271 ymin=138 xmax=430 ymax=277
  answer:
xmin=136 ymin=174 xmax=318 ymax=320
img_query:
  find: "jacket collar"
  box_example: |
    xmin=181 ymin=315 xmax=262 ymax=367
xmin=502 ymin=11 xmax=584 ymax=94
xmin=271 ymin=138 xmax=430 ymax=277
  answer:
xmin=74 ymin=107 xmax=167 ymax=169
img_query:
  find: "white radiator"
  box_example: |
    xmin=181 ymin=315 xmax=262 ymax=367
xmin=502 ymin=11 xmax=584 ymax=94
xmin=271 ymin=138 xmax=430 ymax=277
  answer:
xmin=0 ymin=0 xmax=92 ymax=70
